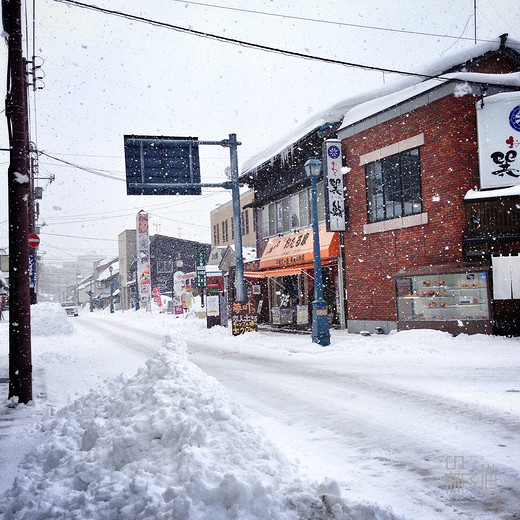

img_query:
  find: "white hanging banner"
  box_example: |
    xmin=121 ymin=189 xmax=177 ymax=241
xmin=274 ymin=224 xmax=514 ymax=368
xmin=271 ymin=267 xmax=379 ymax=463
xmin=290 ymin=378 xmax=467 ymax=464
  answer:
xmin=136 ymin=211 xmax=152 ymax=308
xmin=476 ymin=92 xmax=520 ymax=189
xmin=511 ymin=255 xmax=520 ymax=299
xmin=492 ymin=255 xmax=512 ymax=300
xmin=322 ymin=139 xmax=346 ymax=231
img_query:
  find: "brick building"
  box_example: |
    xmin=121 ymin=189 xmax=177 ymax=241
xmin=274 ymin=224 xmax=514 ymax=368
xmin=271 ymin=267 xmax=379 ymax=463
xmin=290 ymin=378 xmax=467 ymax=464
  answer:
xmin=338 ymin=35 xmax=520 ymax=335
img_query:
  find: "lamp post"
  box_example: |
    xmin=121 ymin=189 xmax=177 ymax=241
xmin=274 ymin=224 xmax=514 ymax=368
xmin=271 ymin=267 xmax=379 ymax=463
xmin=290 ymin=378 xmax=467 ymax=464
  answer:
xmin=109 ymin=265 xmax=114 ymax=314
xmin=88 ymin=279 xmax=93 ymax=312
xmin=304 ymin=157 xmax=331 ymax=346
xmin=134 ymin=259 xmax=139 ymax=310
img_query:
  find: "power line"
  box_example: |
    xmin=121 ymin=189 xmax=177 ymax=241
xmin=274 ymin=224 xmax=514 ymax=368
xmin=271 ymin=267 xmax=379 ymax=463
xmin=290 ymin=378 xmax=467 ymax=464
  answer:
xmin=42 ymin=231 xmax=118 ymax=241
xmin=172 ymin=0 xmax=497 ymax=44
xmin=52 ymin=0 xmax=460 ymax=80
xmin=39 ymin=151 xmax=125 ymax=180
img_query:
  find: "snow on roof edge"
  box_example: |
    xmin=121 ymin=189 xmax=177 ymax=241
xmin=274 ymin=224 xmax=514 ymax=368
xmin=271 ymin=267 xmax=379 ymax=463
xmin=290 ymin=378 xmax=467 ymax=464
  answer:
xmin=465 ymin=184 xmax=520 ymax=200
xmin=240 ymin=36 xmax=519 ymax=175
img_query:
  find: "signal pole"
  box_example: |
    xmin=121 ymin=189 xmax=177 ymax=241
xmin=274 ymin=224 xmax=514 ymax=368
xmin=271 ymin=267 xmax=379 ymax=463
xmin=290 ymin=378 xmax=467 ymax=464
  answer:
xmin=5 ymin=0 xmax=33 ymax=403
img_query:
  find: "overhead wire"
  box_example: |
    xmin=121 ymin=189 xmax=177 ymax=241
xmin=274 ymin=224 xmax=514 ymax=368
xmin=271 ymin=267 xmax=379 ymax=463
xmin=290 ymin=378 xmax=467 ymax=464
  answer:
xmin=53 ymin=0 xmax=491 ymax=81
xmin=171 ymin=0 xmax=498 ymax=44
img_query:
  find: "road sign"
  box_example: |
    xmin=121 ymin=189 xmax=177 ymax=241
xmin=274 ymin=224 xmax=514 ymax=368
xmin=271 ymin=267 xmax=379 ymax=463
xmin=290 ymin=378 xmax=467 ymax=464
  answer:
xmin=124 ymin=135 xmax=201 ymax=195
xmin=197 ymin=250 xmax=206 ymax=267
xmin=196 ymin=266 xmax=207 ymax=288
xmin=28 ymin=233 xmax=40 ymax=247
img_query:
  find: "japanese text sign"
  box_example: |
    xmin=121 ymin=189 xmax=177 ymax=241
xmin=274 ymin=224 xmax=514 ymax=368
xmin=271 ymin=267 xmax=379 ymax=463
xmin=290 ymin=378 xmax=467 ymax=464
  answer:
xmin=476 ymin=92 xmax=520 ymax=189
xmin=323 ymin=139 xmax=346 ymax=231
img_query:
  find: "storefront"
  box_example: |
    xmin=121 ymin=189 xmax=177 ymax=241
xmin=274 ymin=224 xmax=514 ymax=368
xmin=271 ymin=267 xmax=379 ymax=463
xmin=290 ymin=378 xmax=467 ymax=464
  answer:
xmin=395 ymin=265 xmax=492 ymax=335
xmin=245 ymin=227 xmax=345 ymax=328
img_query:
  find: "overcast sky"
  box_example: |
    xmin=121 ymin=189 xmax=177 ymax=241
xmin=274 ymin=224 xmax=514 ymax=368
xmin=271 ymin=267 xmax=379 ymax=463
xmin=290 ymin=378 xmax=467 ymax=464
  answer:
xmin=1 ymin=0 xmax=519 ymax=264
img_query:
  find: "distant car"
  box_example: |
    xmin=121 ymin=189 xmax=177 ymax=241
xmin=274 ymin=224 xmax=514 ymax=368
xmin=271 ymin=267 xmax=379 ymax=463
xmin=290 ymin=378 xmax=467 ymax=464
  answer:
xmin=61 ymin=302 xmax=79 ymax=317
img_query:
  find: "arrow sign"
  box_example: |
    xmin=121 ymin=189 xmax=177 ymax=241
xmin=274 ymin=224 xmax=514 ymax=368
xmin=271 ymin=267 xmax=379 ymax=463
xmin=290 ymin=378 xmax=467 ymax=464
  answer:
xmin=28 ymin=233 xmax=40 ymax=248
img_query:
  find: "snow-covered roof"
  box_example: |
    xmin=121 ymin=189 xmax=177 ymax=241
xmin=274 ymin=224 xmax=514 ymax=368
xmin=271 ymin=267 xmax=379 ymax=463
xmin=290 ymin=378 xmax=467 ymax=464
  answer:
xmin=98 ymin=261 xmax=120 ymax=281
xmin=228 ymin=245 xmax=258 ymax=263
xmin=241 ymin=36 xmax=520 ymax=175
xmin=340 ymin=71 xmax=520 ymax=129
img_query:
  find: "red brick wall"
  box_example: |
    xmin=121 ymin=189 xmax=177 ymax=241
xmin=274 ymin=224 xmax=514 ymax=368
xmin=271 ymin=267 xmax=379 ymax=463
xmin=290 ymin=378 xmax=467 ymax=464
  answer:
xmin=342 ymin=92 xmax=481 ymax=322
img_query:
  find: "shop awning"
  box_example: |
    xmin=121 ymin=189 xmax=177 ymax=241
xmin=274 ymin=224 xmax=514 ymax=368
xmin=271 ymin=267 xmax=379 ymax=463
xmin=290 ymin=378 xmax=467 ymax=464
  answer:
xmin=244 ymin=257 xmax=338 ymax=278
xmin=258 ymin=227 xmax=339 ymax=270
xmin=245 ymin=264 xmax=313 ymax=278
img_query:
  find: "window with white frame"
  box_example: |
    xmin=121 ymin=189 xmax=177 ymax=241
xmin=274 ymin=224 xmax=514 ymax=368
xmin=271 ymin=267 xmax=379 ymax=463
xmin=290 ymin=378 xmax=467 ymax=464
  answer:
xmin=365 ymin=147 xmax=422 ymax=224
xmin=261 ymin=182 xmax=326 ymax=238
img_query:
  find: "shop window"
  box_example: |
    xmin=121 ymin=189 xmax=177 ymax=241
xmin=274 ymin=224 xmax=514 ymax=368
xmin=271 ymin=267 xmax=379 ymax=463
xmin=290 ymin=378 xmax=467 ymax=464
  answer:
xmin=366 ymin=147 xmax=422 ymax=224
xmin=262 ymin=206 xmax=269 ymax=238
xmin=395 ymin=272 xmax=489 ymax=323
xmin=268 ymin=204 xmax=276 ymax=236
xmin=299 ymin=190 xmax=310 ymax=227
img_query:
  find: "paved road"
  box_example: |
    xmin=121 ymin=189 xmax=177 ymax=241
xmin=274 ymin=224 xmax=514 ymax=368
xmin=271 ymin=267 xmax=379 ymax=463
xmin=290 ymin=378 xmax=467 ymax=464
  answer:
xmin=77 ymin=317 xmax=520 ymax=520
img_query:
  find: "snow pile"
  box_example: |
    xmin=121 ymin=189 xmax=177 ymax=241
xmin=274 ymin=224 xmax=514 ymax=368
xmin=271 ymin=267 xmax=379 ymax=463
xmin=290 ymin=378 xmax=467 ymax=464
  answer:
xmin=0 ymin=332 xmax=401 ymax=520
xmin=30 ymin=302 xmax=73 ymax=336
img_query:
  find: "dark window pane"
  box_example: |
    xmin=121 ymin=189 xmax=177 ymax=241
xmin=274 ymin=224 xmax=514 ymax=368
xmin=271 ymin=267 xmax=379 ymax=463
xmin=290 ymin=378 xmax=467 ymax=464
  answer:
xmin=365 ymin=147 xmax=422 ymax=223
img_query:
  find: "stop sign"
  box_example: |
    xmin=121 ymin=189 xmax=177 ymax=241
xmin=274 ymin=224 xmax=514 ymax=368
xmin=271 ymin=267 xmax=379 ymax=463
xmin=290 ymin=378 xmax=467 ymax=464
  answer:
xmin=28 ymin=233 xmax=40 ymax=247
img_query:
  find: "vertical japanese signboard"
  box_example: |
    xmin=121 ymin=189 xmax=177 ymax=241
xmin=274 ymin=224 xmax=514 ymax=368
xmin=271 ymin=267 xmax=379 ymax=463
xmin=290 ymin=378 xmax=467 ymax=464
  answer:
xmin=196 ymin=249 xmax=207 ymax=288
xmin=476 ymin=92 xmax=520 ymax=189
xmin=323 ymin=139 xmax=346 ymax=231
xmin=136 ymin=211 xmax=151 ymax=308
xmin=231 ymin=300 xmax=258 ymax=336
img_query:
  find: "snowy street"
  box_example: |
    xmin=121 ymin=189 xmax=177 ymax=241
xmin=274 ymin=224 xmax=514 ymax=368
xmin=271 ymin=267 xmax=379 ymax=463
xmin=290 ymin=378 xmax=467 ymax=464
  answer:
xmin=1 ymin=306 xmax=520 ymax=519
xmin=76 ymin=314 xmax=520 ymax=520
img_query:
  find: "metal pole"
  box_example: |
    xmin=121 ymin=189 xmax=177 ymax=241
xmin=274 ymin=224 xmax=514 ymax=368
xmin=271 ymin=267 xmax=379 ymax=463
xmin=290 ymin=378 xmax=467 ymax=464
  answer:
xmin=309 ymin=172 xmax=331 ymax=346
xmin=135 ymin=259 xmax=139 ymax=310
xmin=109 ymin=268 xmax=114 ymax=313
xmin=6 ymin=0 xmax=33 ymax=403
xmin=229 ymin=133 xmax=245 ymax=302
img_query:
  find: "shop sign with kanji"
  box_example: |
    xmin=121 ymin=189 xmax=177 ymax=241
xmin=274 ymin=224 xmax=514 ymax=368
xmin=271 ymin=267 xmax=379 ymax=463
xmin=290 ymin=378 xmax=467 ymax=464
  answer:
xmin=231 ymin=300 xmax=258 ymax=336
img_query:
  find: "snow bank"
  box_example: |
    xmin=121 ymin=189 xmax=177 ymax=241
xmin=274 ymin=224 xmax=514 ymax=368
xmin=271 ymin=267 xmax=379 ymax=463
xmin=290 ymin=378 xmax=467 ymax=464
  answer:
xmin=30 ymin=302 xmax=73 ymax=336
xmin=0 ymin=332 xmax=402 ymax=520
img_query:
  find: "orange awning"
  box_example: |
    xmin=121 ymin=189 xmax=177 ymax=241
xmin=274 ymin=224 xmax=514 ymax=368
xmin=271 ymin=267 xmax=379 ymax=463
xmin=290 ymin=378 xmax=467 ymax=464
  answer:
xmin=259 ymin=227 xmax=339 ymax=270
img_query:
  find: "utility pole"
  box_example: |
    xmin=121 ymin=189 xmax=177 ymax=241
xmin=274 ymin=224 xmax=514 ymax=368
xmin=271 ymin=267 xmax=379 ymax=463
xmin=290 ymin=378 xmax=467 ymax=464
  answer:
xmin=4 ymin=0 xmax=33 ymax=403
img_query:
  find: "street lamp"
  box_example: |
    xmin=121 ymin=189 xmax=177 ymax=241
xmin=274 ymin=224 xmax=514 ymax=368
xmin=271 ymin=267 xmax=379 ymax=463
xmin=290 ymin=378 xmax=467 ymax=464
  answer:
xmin=109 ymin=265 xmax=114 ymax=314
xmin=304 ymin=157 xmax=330 ymax=346
xmin=88 ymin=279 xmax=93 ymax=312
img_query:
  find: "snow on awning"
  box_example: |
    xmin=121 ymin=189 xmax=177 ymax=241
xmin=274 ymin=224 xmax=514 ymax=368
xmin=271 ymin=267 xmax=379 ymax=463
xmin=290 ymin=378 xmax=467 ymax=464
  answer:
xmin=465 ymin=185 xmax=520 ymax=200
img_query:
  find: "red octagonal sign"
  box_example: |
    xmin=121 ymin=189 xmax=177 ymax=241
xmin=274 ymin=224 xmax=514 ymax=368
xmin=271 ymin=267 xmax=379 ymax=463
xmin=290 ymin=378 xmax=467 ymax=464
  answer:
xmin=28 ymin=233 xmax=40 ymax=248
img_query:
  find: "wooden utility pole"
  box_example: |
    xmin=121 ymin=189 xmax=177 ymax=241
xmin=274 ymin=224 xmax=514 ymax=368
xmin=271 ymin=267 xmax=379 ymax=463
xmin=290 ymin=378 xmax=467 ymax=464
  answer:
xmin=4 ymin=0 xmax=33 ymax=403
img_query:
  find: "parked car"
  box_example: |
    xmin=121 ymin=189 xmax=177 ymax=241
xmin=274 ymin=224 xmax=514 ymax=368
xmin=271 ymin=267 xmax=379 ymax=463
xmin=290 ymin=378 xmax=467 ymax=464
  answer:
xmin=61 ymin=301 xmax=79 ymax=316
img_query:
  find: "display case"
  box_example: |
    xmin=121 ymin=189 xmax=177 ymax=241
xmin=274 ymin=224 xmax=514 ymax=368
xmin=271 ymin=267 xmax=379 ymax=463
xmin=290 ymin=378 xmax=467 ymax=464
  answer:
xmin=396 ymin=272 xmax=489 ymax=323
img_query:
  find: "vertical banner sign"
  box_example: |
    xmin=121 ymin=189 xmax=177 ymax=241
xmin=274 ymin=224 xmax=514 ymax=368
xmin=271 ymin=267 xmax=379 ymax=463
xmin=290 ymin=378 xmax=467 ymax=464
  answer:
xmin=323 ymin=139 xmax=346 ymax=231
xmin=231 ymin=300 xmax=258 ymax=336
xmin=152 ymin=287 xmax=162 ymax=307
xmin=476 ymin=92 xmax=520 ymax=189
xmin=28 ymin=252 xmax=35 ymax=289
xmin=136 ymin=211 xmax=151 ymax=308
xmin=196 ymin=249 xmax=207 ymax=288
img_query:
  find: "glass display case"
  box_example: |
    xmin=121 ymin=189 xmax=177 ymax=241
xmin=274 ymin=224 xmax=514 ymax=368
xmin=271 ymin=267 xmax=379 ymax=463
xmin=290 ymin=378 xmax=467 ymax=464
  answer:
xmin=396 ymin=272 xmax=489 ymax=323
